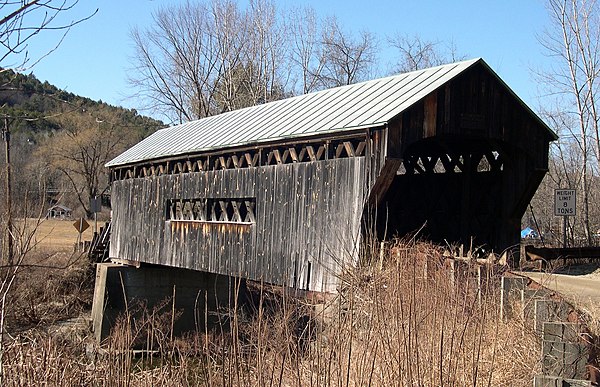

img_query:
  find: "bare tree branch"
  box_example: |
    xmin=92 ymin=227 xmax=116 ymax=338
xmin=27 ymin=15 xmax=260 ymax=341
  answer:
xmin=388 ymin=33 xmax=465 ymax=73
xmin=319 ymin=16 xmax=377 ymax=88
xmin=533 ymin=0 xmax=600 ymax=243
xmin=0 ymin=0 xmax=97 ymax=71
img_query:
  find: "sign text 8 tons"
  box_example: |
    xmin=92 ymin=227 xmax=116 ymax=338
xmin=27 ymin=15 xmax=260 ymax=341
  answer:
xmin=554 ymin=189 xmax=576 ymax=216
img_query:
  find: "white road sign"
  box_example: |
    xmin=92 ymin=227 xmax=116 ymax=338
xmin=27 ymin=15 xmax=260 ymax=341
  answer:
xmin=554 ymin=189 xmax=576 ymax=216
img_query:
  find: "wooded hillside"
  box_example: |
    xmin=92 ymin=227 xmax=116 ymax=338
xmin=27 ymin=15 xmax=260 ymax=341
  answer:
xmin=0 ymin=70 xmax=165 ymax=218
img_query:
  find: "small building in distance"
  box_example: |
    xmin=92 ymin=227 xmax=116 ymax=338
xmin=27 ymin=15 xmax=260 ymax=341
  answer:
xmin=45 ymin=204 xmax=73 ymax=220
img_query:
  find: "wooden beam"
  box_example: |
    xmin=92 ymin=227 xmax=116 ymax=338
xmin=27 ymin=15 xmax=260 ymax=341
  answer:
xmin=305 ymin=146 xmax=316 ymax=161
xmin=288 ymin=147 xmax=298 ymax=163
xmin=368 ymin=158 xmax=403 ymax=206
xmin=316 ymin=145 xmax=326 ymax=160
xmin=343 ymin=141 xmax=355 ymax=157
xmin=335 ymin=143 xmax=345 ymax=158
xmin=110 ymin=132 xmax=371 ymax=181
xmin=355 ymin=141 xmax=366 ymax=156
xmin=273 ymin=149 xmax=282 ymax=164
xmin=231 ymin=155 xmax=241 ymax=169
xmin=423 ymin=92 xmax=437 ymax=138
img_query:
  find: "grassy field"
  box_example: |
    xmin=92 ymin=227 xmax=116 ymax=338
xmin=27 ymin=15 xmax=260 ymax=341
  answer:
xmin=20 ymin=217 xmax=95 ymax=252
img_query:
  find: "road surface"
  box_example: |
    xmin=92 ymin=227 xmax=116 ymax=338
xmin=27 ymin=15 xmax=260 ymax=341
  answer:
xmin=515 ymin=266 xmax=600 ymax=316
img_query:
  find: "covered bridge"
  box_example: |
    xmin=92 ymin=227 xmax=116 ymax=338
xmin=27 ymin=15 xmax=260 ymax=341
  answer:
xmin=104 ymin=58 xmax=556 ymax=294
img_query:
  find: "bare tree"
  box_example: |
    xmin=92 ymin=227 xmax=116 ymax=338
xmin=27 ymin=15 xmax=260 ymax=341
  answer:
xmin=243 ymin=0 xmax=288 ymax=104
xmin=530 ymin=108 xmax=588 ymax=245
xmin=0 ymin=1 xmax=96 ymax=71
xmin=1 ymin=0 xmax=95 ymax=269
xmin=130 ymin=1 xmax=223 ymax=123
xmin=389 ymin=33 xmax=464 ymax=73
xmin=131 ymin=1 xmax=477 ymax=120
xmin=39 ymin=108 xmax=136 ymax=218
xmin=209 ymin=0 xmax=247 ymax=113
xmin=0 ymin=2 xmax=94 ymax=381
xmin=288 ymin=6 xmax=325 ymax=94
xmin=536 ymin=0 xmax=600 ymax=243
xmin=130 ymin=0 xmax=290 ymax=123
xmin=319 ymin=16 xmax=378 ymax=88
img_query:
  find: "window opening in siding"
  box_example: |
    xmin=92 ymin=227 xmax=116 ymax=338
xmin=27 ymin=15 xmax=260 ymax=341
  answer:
xmin=167 ymin=198 xmax=256 ymax=224
xmin=111 ymin=134 xmax=369 ymax=181
xmin=397 ymin=149 xmax=504 ymax=175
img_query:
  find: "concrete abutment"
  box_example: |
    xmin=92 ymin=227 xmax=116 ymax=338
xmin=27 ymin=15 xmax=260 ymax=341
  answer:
xmin=91 ymin=262 xmax=244 ymax=342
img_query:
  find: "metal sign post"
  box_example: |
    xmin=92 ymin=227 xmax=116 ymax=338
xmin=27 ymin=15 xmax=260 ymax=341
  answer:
xmin=554 ymin=189 xmax=576 ymax=248
xmin=73 ymin=218 xmax=90 ymax=250
xmin=90 ymin=196 xmax=102 ymax=233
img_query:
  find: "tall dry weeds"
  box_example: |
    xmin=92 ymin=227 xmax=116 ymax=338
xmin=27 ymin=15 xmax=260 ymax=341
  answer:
xmin=248 ymin=239 xmax=541 ymax=386
xmin=1 ymin=239 xmax=543 ymax=386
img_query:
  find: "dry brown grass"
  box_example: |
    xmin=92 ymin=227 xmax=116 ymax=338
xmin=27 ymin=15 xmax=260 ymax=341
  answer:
xmin=19 ymin=218 xmax=95 ymax=252
xmin=0 ymin=239 xmax=543 ymax=386
xmin=3 ymin=249 xmax=94 ymax=332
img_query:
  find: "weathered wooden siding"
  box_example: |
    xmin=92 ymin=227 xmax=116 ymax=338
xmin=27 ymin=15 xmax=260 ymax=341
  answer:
xmin=108 ymin=61 xmax=555 ymax=290
xmin=389 ymin=63 xmax=552 ymax=162
xmin=378 ymin=62 xmax=555 ymax=252
xmin=110 ymin=157 xmax=366 ymax=292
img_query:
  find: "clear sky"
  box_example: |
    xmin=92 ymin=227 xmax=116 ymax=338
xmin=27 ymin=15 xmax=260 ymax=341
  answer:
xmin=19 ymin=0 xmax=551 ymax=119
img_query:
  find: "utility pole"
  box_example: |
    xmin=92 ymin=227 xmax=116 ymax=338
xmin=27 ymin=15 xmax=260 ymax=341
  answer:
xmin=2 ymin=116 xmax=13 ymax=265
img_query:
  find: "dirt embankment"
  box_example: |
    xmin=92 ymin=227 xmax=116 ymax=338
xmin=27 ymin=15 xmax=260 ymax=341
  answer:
xmin=516 ymin=263 xmax=600 ymax=319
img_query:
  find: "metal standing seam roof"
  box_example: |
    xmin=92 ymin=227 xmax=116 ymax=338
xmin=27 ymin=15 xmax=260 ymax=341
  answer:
xmin=106 ymin=58 xmax=551 ymax=168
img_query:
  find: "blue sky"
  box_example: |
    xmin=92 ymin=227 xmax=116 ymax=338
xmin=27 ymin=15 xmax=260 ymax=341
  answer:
xmin=20 ymin=0 xmax=551 ymax=119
